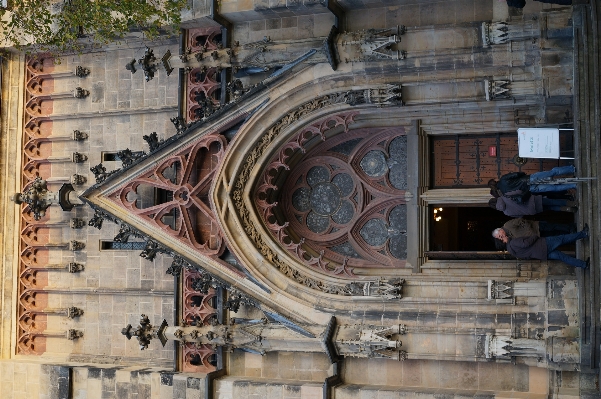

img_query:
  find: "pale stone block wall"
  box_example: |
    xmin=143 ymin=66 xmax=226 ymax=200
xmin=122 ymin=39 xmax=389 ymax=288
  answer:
xmin=16 ymin=42 xmax=181 ymax=363
xmin=0 ymin=361 xmax=42 ymax=399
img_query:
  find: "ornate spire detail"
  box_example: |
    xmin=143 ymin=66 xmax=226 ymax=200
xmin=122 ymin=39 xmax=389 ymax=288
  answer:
xmin=70 ymin=218 xmax=86 ymax=229
xmin=72 ymin=130 xmax=88 ymax=141
xmin=73 ymin=87 xmax=89 ymax=98
xmin=74 ymin=66 xmax=90 ymax=77
xmin=485 ymin=79 xmax=511 ymax=101
xmin=12 ymin=177 xmax=58 ymax=220
xmin=90 ymin=163 xmax=119 ymax=184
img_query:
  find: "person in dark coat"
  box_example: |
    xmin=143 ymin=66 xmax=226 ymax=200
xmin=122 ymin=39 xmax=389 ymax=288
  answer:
xmin=489 ymin=195 xmax=576 ymax=217
xmin=488 ymin=165 xmax=577 ymax=202
xmin=497 ymin=224 xmax=589 ymax=268
xmin=492 ymin=218 xmax=575 ymax=241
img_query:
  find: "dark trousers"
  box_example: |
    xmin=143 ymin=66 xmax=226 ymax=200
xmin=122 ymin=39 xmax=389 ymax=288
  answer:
xmin=545 ymin=230 xmax=587 ymax=268
xmin=539 ymin=221 xmax=576 ymax=237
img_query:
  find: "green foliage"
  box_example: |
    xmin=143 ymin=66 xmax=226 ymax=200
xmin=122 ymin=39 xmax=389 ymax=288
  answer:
xmin=0 ymin=0 xmax=188 ymax=54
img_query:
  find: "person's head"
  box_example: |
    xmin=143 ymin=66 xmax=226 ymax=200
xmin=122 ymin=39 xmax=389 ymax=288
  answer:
xmin=492 ymin=228 xmax=508 ymax=243
xmin=488 ymin=198 xmax=498 ymax=209
xmin=489 ymin=188 xmax=500 ymax=198
xmin=487 ymin=179 xmax=497 ymax=189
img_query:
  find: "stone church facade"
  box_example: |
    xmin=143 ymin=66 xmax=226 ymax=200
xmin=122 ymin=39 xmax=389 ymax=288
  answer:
xmin=0 ymin=0 xmax=599 ymax=398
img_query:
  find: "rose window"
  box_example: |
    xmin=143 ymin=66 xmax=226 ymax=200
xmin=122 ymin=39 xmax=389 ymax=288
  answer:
xmin=258 ymin=125 xmax=409 ymax=273
xmin=292 ymin=166 xmax=355 ymax=234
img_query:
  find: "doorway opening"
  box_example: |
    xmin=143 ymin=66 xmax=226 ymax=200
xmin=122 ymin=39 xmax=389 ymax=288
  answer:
xmin=428 ymin=205 xmax=576 ymax=258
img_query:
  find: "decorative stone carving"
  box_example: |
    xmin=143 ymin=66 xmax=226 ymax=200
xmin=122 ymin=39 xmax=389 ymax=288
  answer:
xmin=67 ymin=262 xmax=85 ymax=273
xmin=488 ymin=280 xmax=515 ymax=304
xmin=124 ymin=315 xmax=409 ymax=361
xmin=484 ymin=334 xmax=545 ymax=359
xmin=335 ymin=323 xmax=407 ymax=360
xmin=71 ymin=152 xmax=88 ymax=163
xmin=345 ymin=84 xmax=403 ymax=107
xmin=227 ymin=79 xmax=249 ymax=101
xmin=191 ymin=273 xmax=215 ymax=294
xmin=166 ymin=256 xmax=192 ymax=277
xmin=69 ymin=240 xmax=86 ymax=251
xmin=224 ymin=290 xmax=257 ymax=313
xmin=256 ymin=120 xmax=408 ymax=277
xmin=349 ymin=278 xmax=405 ymax=299
xmin=88 ymin=210 xmax=105 ymax=229
xmin=114 ymin=224 xmax=143 ymax=243
xmin=125 ymin=47 xmax=167 ymax=82
xmin=70 ymin=218 xmax=86 ymax=229
xmin=70 ymin=174 xmax=87 ymax=185
xmin=72 ymin=130 xmax=88 ymax=141
xmin=66 ymin=329 xmax=84 ymax=340
xmin=482 ymin=22 xmax=509 ymax=46
xmin=485 ymin=79 xmax=511 ymax=101
xmin=143 ymin=132 xmax=163 ymax=152
xmin=140 ymin=240 xmax=162 ymax=261
xmin=117 ymin=148 xmax=146 ymax=168
xmin=232 ymin=95 xmax=373 ymax=295
xmin=66 ymin=307 xmax=84 ymax=319
xmin=11 ymin=177 xmax=59 ymax=220
xmin=122 ymin=314 xmax=161 ymax=350
xmin=75 ymin=66 xmax=90 ymax=77
xmin=335 ymin=27 xmax=407 ymax=63
xmin=106 ymin=133 xmax=227 ymax=257
xmin=90 ymin=163 xmax=118 ymax=184
xmin=73 ymin=87 xmax=89 ymax=98
xmin=170 ymin=116 xmax=188 ymax=134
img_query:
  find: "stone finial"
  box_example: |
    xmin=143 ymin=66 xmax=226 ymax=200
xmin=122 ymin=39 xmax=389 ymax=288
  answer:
xmin=88 ymin=210 xmax=105 ymax=229
xmin=74 ymin=66 xmax=90 ymax=77
xmin=69 ymin=240 xmax=86 ymax=251
xmin=121 ymin=314 xmax=162 ymax=350
xmin=90 ymin=163 xmax=118 ymax=184
xmin=66 ymin=307 xmax=84 ymax=319
xmin=485 ymin=79 xmax=511 ymax=101
xmin=70 ymin=174 xmax=87 ymax=185
xmin=66 ymin=329 xmax=84 ymax=340
xmin=482 ymin=21 xmax=510 ymax=46
xmin=72 ymin=130 xmax=88 ymax=141
xmin=143 ymin=132 xmax=163 ymax=152
xmin=345 ymin=84 xmax=404 ymax=107
xmin=348 ymin=278 xmax=404 ymax=299
xmin=117 ymin=148 xmax=146 ymax=168
xmin=72 ymin=152 xmax=88 ymax=163
xmin=170 ymin=116 xmax=188 ymax=134
xmin=190 ymin=273 xmax=215 ymax=294
xmin=73 ymin=87 xmax=89 ymax=98
xmin=140 ymin=240 xmax=161 ymax=261
xmin=67 ymin=262 xmax=85 ymax=273
xmin=11 ymin=177 xmax=56 ymax=220
xmin=70 ymin=218 xmax=86 ymax=229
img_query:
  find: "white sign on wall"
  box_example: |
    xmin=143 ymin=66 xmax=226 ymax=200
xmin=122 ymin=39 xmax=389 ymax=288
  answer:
xmin=517 ymin=128 xmax=560 ymax=159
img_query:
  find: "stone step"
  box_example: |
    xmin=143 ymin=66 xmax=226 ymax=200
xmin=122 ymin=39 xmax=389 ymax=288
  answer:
xmin=573 ymin=0 xmax=601 ymax=379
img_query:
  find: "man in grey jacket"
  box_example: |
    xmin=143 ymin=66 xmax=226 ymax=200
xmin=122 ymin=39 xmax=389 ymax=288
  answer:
xmin=496 ymin=224 xmax=589 ymax=268
xmin=492 ymin=218 xmax=575 ymax=241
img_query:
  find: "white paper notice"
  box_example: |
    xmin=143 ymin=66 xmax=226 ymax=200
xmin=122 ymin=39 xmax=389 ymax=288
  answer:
xmin=517 ymin=128 xmax=560 ymax=159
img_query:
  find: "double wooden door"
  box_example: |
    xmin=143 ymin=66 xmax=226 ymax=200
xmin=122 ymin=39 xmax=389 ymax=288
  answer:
xmin=431 ymin=133 xmax=571 ymax=188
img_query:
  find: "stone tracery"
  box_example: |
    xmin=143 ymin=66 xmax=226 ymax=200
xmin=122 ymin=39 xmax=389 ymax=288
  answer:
xmin=256 ymin=122 xmax=409 ymax=275
xmin=108 ymin=133 xmax=227 ymax=257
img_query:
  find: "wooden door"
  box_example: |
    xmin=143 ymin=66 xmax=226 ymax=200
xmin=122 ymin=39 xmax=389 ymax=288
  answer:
xmin=431 ymin=133 xmax=572 ymax=188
